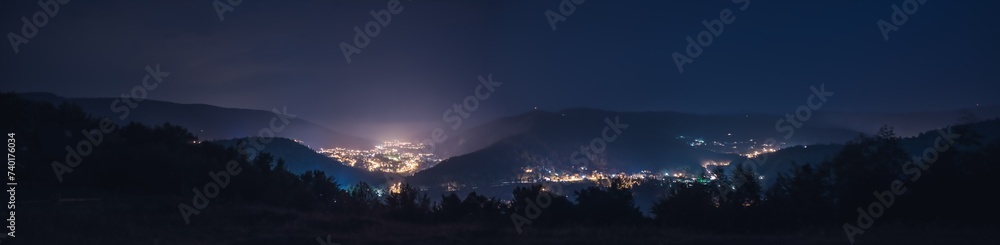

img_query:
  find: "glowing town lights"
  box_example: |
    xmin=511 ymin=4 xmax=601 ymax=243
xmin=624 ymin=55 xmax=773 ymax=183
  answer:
xmin=701 ymin=160 xmax=731 ymax=168
xmin=389 ymin=182 xmax=403 ymax=194
xmin=319 ymin=140 xmax=442 ymax=175
xmin=321 ymin=139 xmax=771 ymax=188
xmin=741 ymin=147 xmax=777 ymax=158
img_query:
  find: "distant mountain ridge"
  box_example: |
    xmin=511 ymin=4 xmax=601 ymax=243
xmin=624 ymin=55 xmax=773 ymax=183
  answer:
xmin=411 ymin=107 xmax=1000 ymax=188
xmin=735 ymin=118 xmax=1000 ymax=187
xmin=810 ymin=108 xmax=1000 ymax=137
xmin=410 ymin=108 xmax=858 ymax=187
xmin=18 ymin=92 xmax=373 ymax=149
xmin=433 ymin=108 xmax=866 ymax=159
xmin=20 ymin=92 xmax=1000 ymax=189
xmin=212 ymin=137 xmax=384 ymax=185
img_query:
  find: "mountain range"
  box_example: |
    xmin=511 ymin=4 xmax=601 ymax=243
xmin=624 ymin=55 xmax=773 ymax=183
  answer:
xmin=18 ymin=92 xmax=1000 ymax=189
xmin=19 ymin=92 xmax=373 ymax=149
xmin=212 ymin=137 xmax=385 ymax=185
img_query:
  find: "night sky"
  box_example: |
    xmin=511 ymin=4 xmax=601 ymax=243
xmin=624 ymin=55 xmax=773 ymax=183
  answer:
xmin=2 ymin=0 xmax=998 ymax=138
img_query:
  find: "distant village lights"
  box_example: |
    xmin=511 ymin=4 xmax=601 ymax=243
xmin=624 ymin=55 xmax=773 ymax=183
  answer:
xmin=319 ymin=140 xmax=441 ymax=175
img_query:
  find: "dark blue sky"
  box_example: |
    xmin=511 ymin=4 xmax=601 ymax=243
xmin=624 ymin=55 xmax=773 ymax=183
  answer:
xmin=2 ymin=0 xmax=998 ymax=137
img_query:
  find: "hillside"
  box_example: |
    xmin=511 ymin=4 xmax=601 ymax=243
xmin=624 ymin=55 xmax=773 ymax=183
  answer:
xmin=212 ymin=137 xmax=384 ymax=185
xmin=18 ymin=92 xmax=373 ymax=149
xmin=433 ymin=108 xmax=862 ymax=159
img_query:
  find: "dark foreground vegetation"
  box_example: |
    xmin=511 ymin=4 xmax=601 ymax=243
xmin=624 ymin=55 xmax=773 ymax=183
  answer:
xmin=4 ymin=93 xmax=999 ymax=244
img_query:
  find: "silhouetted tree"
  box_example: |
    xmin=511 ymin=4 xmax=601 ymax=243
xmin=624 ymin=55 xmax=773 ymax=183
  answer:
xmin=829 ymin=126 xmax=908 ymax=221
xmin=301 ymin=170 xmax=346 ymax=210
xmin=348 ymin=182 xmax=383 ymax=213
xmin=574 ymin=177 xmax=644 ymax=225
xmin=652 ymin=181 xmax=714 ymax=228
xmin=434 ymin=192 xmax=464 ymax=221
xmin=385 ymin=183 xmax=431 ymax=221
xmin=729 ymin=163 xmax=762 ymax=208
xmin=764 ymin=162 xmax=834 ymax=227
xmin=511 ymin=184 xmax=575 ymax=227
xmin=253 ymin=152 xmax=276 ymax=173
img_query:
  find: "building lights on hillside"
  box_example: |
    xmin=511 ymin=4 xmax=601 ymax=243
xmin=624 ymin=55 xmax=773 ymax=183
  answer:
xmin=318 ymin=140 xmax=442 ymax=175
xmin=742 ymin=147 xmax=776 ymax=158
xmin=701 ymin=160 xmax=731 ymax=169
xmin=389 ymin=182 xmax=403 ymax=194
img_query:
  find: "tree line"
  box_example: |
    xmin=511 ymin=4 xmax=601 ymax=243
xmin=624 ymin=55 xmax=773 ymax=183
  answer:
xmin=4 ymin=93 xmax=998 ymax=234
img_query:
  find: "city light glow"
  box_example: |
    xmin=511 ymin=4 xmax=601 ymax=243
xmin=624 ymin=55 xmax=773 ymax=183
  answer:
xmin=318 ymin=140 xmax=442 ymax=175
